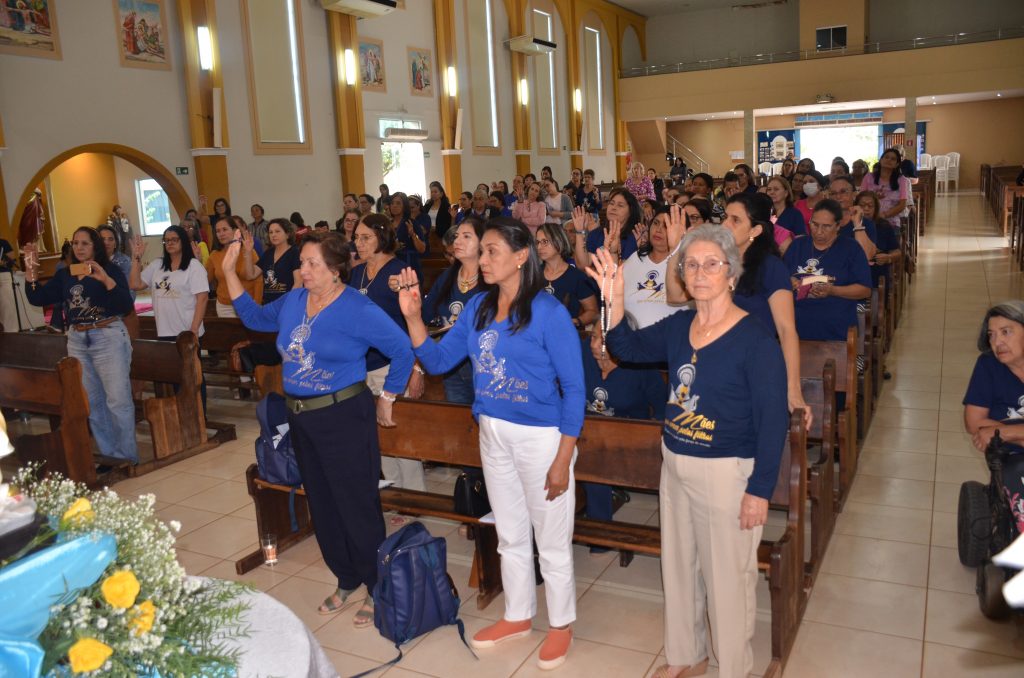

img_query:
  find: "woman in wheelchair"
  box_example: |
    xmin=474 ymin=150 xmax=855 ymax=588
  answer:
xmin=963 ymin=301 xmax=1024 ymax=535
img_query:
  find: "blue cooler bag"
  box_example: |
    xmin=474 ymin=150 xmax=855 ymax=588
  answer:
xmin=355 ymin=521 xmax=475 ymax=675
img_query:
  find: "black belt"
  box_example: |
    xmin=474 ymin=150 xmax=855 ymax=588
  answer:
xmin=285 ymin=382 xmax=367 ymax=414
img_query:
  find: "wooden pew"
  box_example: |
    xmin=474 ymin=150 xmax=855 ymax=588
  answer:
xmin=983 ymin=165 xmax=1024 ymax=238
xmin=139 ymin=315 xmax=276 ymax=398
xmin=237 ymin=396 xmax=808 ymax=677
xmin=0 ymin=331 xmax=236 ymax=473
xmin=800 ymin=327 xmax=858 ymax=509
xmin=0 ymin=357 xmax=95 ymax=486
xmin=800 ymin=360 xmax=837 ymax=583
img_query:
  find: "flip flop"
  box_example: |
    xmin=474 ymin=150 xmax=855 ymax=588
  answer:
xmin=353 ymin=599 xmax=375 ymax=629
xmin=318 ymin=587 xmax=357 ymax=616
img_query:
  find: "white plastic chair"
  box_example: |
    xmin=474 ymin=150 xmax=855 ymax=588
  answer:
xmin=919 ymin=153 xmax=932 ymax=170
xmin=932 ymin=154 xmax=949 ymax=193
xmin=758 ymin=162 xmax=772 ymax=177
xmin=946 ymin=152 xmax=960 ymax=190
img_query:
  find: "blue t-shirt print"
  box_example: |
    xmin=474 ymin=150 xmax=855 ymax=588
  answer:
xmin=472 ymin=327 xmax=530 ymax=403
xmin=964 ymin=352 xmax=1024 ymax=422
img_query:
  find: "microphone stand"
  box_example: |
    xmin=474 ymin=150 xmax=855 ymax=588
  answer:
xmin=7 ymin=268 xmax=26 ymax=332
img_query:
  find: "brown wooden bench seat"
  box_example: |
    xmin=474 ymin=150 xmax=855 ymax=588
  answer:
xmin=800 ymin=328 xmax=858 ymax=510
xmin=0 ymin=331 xmax=236 ymax=475
xmin=0 ymin=358 xmax=96 ymax=486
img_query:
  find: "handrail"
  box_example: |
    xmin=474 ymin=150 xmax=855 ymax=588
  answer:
xmin=666 ymin=133 xmax=708 ymax=173
xmin=621 ymin=26 xmax=1024 ymax=78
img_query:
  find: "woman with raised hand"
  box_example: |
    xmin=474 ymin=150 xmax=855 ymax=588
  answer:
xmin=589 ymin=227 xmax=788 ymax=678
xmin=395 ymin=217 xmax=584 ymax=671
xmin=206 ymin=216 xmax=262 ymax=317
xmin=569 ymin=187 xmax=641 ymax=270
xmin=24 ymin=228 xmax=138 ymax=464
xmin=623 ymin=204 xmax=686 ymax=328
xmin=222 ymin=230 xmax=413 ymax=629
xmin=240 ymin=218 xmax=301 ymax=305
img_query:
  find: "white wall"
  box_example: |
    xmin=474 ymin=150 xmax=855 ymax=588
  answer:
xmin=215 ymin=0 xmax=342 ymax=225
xmin=633 ymin=1 xmax=799 ymax=69
xmin=356 ymin=0 xmax=444 ymax=196
xmin=0 ymin=0 xmax=196 ymax=223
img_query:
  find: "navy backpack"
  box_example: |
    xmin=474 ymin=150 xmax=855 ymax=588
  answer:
xmin=354 ymin=521 xmax=475 ymax=676
xmin=254 ymin=393 xmax=303 ymax=531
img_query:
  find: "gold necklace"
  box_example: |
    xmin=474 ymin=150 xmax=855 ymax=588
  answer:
xmin=457 ymin=270 xmax=478 ymax=294
xmin=690 ymin=314 xmax=729 ymax=363
xmin=308 ymin=285 xmax=341 ymax=316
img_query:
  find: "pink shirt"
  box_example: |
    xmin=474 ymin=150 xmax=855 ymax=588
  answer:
xmin=859 ymin=173 xmax=909 ymax=227
xmin=794 ymin=199 xmax=812 ymax=226
xmin=773 ymin=224 xmax=792 ymax=248
xmin=512 ymin=200 xmax=547 ymax=232
xmin=624 ymin=177 xmax=656 ymax=202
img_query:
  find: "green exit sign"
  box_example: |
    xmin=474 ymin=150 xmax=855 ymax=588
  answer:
xmin=175 ymin=167 xmax=189 ymax=175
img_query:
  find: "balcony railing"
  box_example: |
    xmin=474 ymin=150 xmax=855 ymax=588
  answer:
xmin=620 ymin=26 xmax=1024 ymax=78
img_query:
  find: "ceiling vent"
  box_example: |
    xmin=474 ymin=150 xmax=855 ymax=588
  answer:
xmin=508 ymin=35 xmax=556 ymax=55
xmin=815 ymin=93 xmax=836 ymax=104
xmin=320 ymin=0 xmax=397 ymax=19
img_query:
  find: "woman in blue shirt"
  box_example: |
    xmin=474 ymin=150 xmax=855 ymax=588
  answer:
xmin=591 ymin=225 xmax=788 ymax=678
xmin=352 ymin=213 xmax=426 ymax=490
xmin=765 ymin=176 xmax=807 ymax=237
xmin=221 ymin=230 xmax=414 ymax=629
xmin=535 ymin=222 xmax=597 ymax=330
xmin=243 ymin=219 xmax=300 ymax=304
xmin=389 ymin=192 xmax=428 ymax=275
xmin=418 ymin=216 xmax=488 ymax=404
xmin=24 ymin=228 xmax=138 ymax=464
xmin=963 ymin=301 xmax=1024 ymax=535
xmin=395 ymin=218 xmax=585 ymax=671
xmin=783 ymin=200 xmax=872 ymax=342
xmin=569 ymin=188 xmax=641 ymax=273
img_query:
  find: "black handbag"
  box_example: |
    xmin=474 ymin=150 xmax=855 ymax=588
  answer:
xmin=453 ymin=470 xmax=491 ymax=517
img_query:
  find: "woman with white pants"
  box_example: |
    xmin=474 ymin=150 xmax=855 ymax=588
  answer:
xmin=396 ymin=217 xmax=585 ymax=671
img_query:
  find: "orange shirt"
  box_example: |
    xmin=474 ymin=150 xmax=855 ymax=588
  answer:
xmin=206 ymin=248 xmax=262 ymax=305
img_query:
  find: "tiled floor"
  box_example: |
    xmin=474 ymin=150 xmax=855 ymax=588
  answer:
xmin=107 ymin=194 xmax=1024 ymax=677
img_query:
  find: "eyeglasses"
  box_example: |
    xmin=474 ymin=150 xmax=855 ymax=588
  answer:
xmin=682 ymin=258 xmax=728 ymax=275
xmin=162 ymin=237 xmax=181 ymax=244
xmin=353 ymin=234 xmax=376 ymax=243
xmin=808 ymin=219 xmax=838 ymax=230
xmin=535 ymin=238 xmax=551 ymax=247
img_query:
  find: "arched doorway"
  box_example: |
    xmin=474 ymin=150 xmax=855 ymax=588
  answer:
xmin=10 ymin=143 xmax=192 ymax=251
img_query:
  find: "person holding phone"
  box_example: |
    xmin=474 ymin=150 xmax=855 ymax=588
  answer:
xmin=24 ymin=228 xmax=138 ymax=464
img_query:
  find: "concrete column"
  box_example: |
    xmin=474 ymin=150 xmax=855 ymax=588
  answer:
xmin=903 ymin=96 xmax=918 ymax=162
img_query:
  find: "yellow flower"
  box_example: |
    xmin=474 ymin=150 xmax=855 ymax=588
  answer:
xmin=61 ymin=498 xmax=95 ymax=525
xmin=131 ymin=600 xmax=156 ymax=635
xmin=68 ymin=637 xmax=113 ymax=674
xmin=101 ymin=570 xmax=140 ymax=609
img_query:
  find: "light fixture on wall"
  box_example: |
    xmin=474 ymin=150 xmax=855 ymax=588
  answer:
xmin=197 ymin=26 xmax=213 ymax=71
xmin=573 ymin=88 xmax=582 ymax=113
xmin=446 ymin=66 xmax=458 ymax=98
xmin=519 ymin=78 xmax=529 ymax=106
xmin=343 ymin=48 xmax=357 ymax=85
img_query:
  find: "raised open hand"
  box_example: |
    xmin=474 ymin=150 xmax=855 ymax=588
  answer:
xmin=396 ymin=267 xmax=423 ymax=319
xmin=667 ymin=204 xmax=687 ymax=251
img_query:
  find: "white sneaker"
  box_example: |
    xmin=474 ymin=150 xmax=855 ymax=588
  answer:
xmin=992 ymin=533 xmax=1024 ymax=568
xmin=1002 ymin=567 xmax=1024 ymax=608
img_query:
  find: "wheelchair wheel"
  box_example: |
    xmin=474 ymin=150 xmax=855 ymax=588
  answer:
xmin=958 ymin=481 xmax=991 ymax=567
xmin=977 ymin=563 xmax=1011 ymax=621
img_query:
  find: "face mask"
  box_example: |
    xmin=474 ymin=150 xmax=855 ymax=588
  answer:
xmin=803 ymin=182 xmax=820 ymax=197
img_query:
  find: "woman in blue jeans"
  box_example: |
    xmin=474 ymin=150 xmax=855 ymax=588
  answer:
xmin=24 ymin=228 xmax=138 ymax=463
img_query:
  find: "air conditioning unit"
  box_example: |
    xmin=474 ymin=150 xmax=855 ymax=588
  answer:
xmin=508 ymin=35 xmax=556 ymax=55
xmin=320 ymin=0 xmax=397 ymax=19
xmin=384 ymin=127 xmax=429 ymax=142
xmin=815 ymin=93 xmax=836 ymax=104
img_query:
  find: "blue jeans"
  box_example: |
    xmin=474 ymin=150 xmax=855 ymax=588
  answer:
xmin=66 ymin=319 xmax=138 ymax=463
xmin=443 ymin=360 xmax=475 ymax=405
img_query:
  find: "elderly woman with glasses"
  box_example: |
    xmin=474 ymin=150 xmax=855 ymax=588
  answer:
xmin=783 ymin=199 xmax=872 ymax=342
xmin=589 ymin=225 xmax=788 ymax=678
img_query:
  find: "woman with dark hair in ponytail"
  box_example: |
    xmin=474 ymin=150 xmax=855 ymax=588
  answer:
xmin=395 ymin=217 xmax=585 ymax=670
xmin=717 ymin=193 xmax=809 ymax=425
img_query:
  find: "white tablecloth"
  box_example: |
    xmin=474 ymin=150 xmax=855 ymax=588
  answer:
xmin=212 ymin=581 xmax=339 ymax=678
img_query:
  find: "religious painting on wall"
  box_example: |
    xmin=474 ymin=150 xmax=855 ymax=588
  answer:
xmin=113 ymin=0 xmax=170 ymax=70
xmin=0 ymin=0 xmax=62 ymax=60
xmin=407 ymin=46 xmax=433 ymax=98
xmin=359 ymin=38 xmax=386 ymax=93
